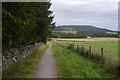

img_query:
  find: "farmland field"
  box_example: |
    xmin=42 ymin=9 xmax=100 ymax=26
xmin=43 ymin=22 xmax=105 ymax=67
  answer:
xmin=53 ymin=31 xmax=77 ymax=34
xmin=52 ymin=38 xmax=119 ymax=78
xmin=53 ymin=38 xmax=118 ymax=42
xmin=53 ymin=38 xmax=119 ymax=65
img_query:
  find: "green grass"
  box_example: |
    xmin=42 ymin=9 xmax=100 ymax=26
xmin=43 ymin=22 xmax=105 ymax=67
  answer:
xmin=52 ymin=43 xmax=112 ymax=78
xmin=57 ymin=41 xmax=118 ymax=62
xmin=3 ymin=44 xmax=48 ymax=78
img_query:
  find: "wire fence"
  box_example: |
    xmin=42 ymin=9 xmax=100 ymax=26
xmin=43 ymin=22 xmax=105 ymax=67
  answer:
xmin=55 ymin=42 xmax=119 ymax=74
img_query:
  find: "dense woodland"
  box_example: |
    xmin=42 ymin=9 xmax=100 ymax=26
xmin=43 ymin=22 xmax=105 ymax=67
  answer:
xmin=2 ymin=2 xmax=55 ymax=49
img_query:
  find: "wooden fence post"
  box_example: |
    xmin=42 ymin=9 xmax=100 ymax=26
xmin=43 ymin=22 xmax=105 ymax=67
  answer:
xmin=68 ymin=44 xmax=71 ymax=49
xmin=101 ymin=48 xmax=104 ymax=64
xmin=101 ymin=48 xmax=103 ymax=57
xmin=70 ymin=44 xmax=71 ymax=49
xmin=72 ymin=44 xmax=74 ymax=50
xmin=89 ymin=46 xmax=91 ymax=55
xmin=77 ymin=45 xmax=79 ymax=51
xmin=81 ymin=45 xmax=84 ymax=55
xmin=73 ymin=44 xmax=74 ymax=50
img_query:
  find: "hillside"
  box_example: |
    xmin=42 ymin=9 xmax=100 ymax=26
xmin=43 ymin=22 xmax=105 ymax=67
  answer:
xmin=52 ymin=25 xmax=118 ymax=38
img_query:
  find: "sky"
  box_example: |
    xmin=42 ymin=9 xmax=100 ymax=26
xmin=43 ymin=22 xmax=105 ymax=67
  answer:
xmin=50 ymin=0 xmax=119 ymax=31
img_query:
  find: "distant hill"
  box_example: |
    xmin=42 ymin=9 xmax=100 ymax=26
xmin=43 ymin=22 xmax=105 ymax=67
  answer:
xmin=51 ymin=25 xmax=119 ymax=38
xmin=54 ymin=25 xmax=117 ymax=35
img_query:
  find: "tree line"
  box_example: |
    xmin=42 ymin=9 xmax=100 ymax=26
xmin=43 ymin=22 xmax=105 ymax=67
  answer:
xmin=2 ymin=2 xmax=55 ymax=50
xmin=51 ymin=32 xmax=87 ymax=38
xmin=51 ymin=31 xmax=119 ymax=38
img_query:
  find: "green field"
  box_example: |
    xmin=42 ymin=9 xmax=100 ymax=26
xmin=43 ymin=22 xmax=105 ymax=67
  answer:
xmin=52 ymin=43 xmax=112 ymax=78
xmin=56 ymin=41 xmax=118 ymax=63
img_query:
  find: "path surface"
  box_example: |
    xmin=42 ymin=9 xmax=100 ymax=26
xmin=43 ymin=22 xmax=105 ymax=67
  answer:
xmin=33 ymin=44 xmax=57 ymax=78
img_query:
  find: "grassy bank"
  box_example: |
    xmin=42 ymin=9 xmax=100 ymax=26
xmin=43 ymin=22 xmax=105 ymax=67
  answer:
xmin=3 ymin=44 xmax=48 ymax=78
xmin=52 ymin=43 xmax=112 ymax=78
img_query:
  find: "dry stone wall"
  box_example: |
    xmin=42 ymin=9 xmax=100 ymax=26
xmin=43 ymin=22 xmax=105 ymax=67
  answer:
xmin=2 ymin=42 xmax=43 ymax=69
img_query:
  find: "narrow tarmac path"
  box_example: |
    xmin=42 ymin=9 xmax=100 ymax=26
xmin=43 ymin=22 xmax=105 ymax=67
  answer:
xmin=33 ymin=44 xmax=57 ymax=78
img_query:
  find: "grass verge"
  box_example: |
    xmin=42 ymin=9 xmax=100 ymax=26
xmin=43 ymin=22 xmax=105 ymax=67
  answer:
xmin=52 ymin=43 xmax=112 ymax=78
xmin=57 ymin=41 xmax=118 ymax=61
xmin=3 ymin=44 xmax=48 ymax=78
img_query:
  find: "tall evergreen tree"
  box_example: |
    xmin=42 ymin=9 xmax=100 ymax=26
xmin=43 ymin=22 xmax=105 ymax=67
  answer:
xmin=2 ymin=2 xmax=54 ymax=49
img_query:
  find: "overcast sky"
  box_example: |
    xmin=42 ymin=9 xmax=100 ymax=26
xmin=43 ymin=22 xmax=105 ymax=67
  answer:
xmin=50 ymin=0 xmax=118 ymax=31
